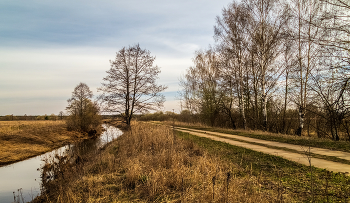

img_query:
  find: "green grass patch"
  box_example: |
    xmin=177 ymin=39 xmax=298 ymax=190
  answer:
xmin=176 ymin=130 xmax=350 ymax=202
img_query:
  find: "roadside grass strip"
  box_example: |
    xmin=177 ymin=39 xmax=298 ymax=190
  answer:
xmin=176 ymin=127 xmax=350 ymax=163
xmin=176 ymin=127 xmax=350 ymax=166
xmin=175 ymin=127 xmax=350 ymax=175
xmin=174 ymin=124 xmax=350 ymax=153
xmin=176 ymin=130 xmax=350 ymax=202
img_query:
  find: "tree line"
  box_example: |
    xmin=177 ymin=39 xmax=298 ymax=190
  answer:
xmin=0 ymin=114 xmax=64 ymax=121
xmin=179 ymin=0 xmax=350 ymax=141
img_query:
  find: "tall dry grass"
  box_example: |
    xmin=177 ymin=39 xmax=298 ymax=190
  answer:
xmin=34 ymin=122 xmax=282 ymax=202
xmin=0 ymin=120 xmax=86 ymax=166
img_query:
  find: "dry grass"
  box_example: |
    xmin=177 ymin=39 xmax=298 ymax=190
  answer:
xmin=34 ymin=122 xmax=282 ymax=202
xmin=0 ymin=120 xmax=87 ymax=166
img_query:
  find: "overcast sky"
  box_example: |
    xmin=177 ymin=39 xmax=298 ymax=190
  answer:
xmin=0 ymin=0 xmax=233 ymax=115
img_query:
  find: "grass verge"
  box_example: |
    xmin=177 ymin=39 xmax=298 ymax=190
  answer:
xmin=177 ymin=130 xmax=350 ymax=202
xmin=177 ymin=127 xmax=350 ymax=165
xmin=163 ymin=121 xmax=350 ymax=153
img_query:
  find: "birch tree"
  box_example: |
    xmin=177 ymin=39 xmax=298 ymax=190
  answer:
xmin=215 ymin=2 xmax=251 ymax=129
xmin=247 ymin=0 xmax=288 ymax=130
xmin=287 ymin=0 xmax=325 ymax=136
xmin=180 ymin=49 xmax=223 ymax=126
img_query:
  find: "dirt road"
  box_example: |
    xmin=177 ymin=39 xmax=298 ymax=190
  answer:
xmin=176 ymin=127 xmax=350 ymax=175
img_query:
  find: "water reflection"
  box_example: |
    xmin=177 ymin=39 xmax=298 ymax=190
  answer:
xmin=0 ymin=124 xmax=122 ymax=203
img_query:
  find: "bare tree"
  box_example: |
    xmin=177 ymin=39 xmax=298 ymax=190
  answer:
xmin=217 ymin=49 xmax=239 ymax=129
xmin=180 ymin=48 xmax=223 ymax=126
xmin=319 ymin=0 xmax=350 ymax=58
xmin=99 ymin=44 xmax=167 ymax=126
xmin=66 ymin=82 xmax=101 ymax=133
xmin=215 ymin=2 xmax=251 ymax=129
xmin=286 ymin=0 xmax=325 ymax=136
xmin=309 ymin=67 xmax=350 ymax=140
xmin=177 ymin=0 xmax=350 ymax=138
xmin=246 ymin=0 xmax=288 ymax=130
xmin=58 ymin=111 xmax=64 ymax=120
xmin=281 ymin=40 xmax=296 ymax=133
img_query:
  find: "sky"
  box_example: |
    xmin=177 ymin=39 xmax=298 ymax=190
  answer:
xmin=0 ymin=0 xmax=233 ymax=115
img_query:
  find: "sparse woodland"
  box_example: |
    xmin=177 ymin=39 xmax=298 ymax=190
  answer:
xmin=178 ymin=0 xmax=350 ymax=141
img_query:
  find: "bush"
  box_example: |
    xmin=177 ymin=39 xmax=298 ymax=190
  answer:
xmin=66 ymin=100 xmax=101 ymax=133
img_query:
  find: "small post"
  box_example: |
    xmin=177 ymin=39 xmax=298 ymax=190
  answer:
xmin=309 ymin=146 xmax=314 ymax=203
xmin=172 ymin=109 xmax=175 ymax=130
xmin=278 ymin=171 xmax=283 ymax=203
xmin=226 ymin=172 xmax=231 ymax=203
xmin=325 ymin=171 xmax=329 ymax=203
xmin=212 ymin=176 xmax=216 ymax=201
xmin=172 ymin=109 xmax=176 ymax=144
xmin=182 ymin=177 xmax=184 ymax=202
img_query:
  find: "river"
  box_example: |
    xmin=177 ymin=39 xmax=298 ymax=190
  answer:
xmin=0 ymin=124 xmax=122 ymax=203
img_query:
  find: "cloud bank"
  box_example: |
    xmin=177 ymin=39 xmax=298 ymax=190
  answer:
xmin=0 ymin=0 xmax=232 ymax=115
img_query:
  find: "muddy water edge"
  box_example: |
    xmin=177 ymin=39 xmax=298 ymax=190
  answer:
xmin=0 ymin=124 xmax=122 ymax=203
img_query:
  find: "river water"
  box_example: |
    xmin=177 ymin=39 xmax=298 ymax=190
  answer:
xmin=0 ymin=124 xmax=122 ymax=203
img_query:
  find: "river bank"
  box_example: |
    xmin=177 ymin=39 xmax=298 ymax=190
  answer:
xmin=27 ymin=120 xmax=350 ymax=202
xmin=0 ymin=120 xmax=99 ymax=166
xmin=32 ymin=121 xmax=276 ymax=203
xmin=0 ymin=123 xmax=121 ymax=203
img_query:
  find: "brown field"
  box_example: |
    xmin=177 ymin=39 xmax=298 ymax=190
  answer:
xmin=0 ymin=120 xmax=87 ymax=166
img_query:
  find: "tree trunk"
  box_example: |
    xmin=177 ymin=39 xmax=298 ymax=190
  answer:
xmin=296 ymin=0 xmax=304 ymax=137
xmin=343 ymin=120 xmax=350 ymax=141
xmin=296 ymin=107 xmax=305 ymax=136
xmin=262 ymin=77 xmax=267 ymax=131
xmin=228 ymin=112 xmax=237 ymax=129
xmin=252 ymin=54 xmax=259 ymax=130
xmin=239 ymin=78 xmax=247 ymax=130
xmin=283 ymin=63 xmax=289 ymax=134
xmin=125 ymin=61 xmax=130 ymax=126
xmin=333 ymin=115 xmax=340 ymax=141
xmin=260 ymin=0 xmax=267 ymax=131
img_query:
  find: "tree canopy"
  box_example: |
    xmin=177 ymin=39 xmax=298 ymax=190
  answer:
xmin=99 ymin=44 xmax=167 ymax=126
